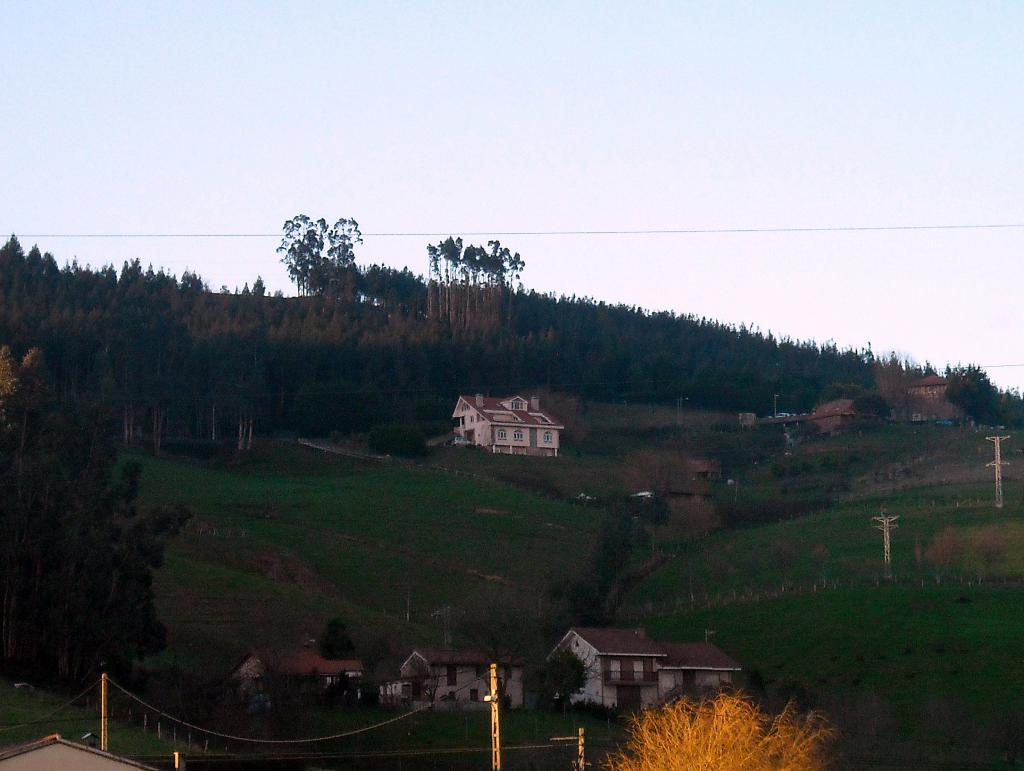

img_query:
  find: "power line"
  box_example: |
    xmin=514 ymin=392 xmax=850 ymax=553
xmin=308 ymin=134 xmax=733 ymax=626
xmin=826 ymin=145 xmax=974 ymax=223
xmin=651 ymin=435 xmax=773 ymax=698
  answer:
xmin=12 ymin=222 xmax=1024 ymax=239
xmin=108 ymin=677 xmax=430 ymax=745
xmin=0 ymin=681 xmax=98 ymax=734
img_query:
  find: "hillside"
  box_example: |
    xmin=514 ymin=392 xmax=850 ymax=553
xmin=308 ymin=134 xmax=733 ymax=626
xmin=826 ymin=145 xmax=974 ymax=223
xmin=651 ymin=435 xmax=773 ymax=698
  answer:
xmin=134 ymin=443 xmax=604 ymax=675
xmin=52 ymin=399 xmax=1023 ymax=767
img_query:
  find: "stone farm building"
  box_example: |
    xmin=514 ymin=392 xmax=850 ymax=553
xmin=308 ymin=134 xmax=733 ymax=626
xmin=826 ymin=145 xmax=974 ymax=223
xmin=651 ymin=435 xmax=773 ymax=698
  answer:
xmin=452 ymin=394 xmax=563 ymax=456
xmin=906 ymin=375 xmax=962 ymax=422
xmin=550 ymin=627 xmax=741 ymax=710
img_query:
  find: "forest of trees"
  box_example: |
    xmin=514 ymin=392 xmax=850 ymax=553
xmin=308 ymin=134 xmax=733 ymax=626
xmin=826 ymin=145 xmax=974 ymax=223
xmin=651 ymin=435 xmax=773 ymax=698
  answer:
xmin=1 ymin=230 xmax=1018 ymax=454
xmin=0 ymin=345 xmax=186 ymax=681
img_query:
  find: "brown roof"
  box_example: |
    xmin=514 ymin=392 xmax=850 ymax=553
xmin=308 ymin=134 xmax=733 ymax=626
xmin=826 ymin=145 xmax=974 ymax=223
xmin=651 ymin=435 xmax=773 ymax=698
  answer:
xmin=685 ymin=458 xmax=721 ymax=473
xmin=910 ymin=375 xmax=947 ymax=388
xmin=407 ymin=648 xmax=522 ymax=667
xmin=242 ymin=649 xmax=362 ymax=676
xmin=456 ymin=395 xmax=564 ymax=429
xmin=659 ymin=642 xmax=742 ymax=671
xmin=811 ymin=398 xmax=857 ymax=419
xmin=568 ymin=627 xmax=667 ymax=656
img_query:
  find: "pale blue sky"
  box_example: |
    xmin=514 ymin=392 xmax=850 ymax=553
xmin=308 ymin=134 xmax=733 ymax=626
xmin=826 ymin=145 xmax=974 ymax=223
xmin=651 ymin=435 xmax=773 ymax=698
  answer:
xmin=3 ymin=2 xmax=1023 ymax=392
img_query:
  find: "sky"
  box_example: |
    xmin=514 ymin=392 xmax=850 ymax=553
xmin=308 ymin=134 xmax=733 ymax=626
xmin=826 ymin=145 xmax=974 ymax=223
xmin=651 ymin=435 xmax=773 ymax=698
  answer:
xmin=3 ymin=2 xmax=1023 ymax=393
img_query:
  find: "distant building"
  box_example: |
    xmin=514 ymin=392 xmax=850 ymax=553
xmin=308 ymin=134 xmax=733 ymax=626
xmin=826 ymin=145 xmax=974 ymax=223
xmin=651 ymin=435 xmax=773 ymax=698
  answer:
xmin=549 ymin=627 xmax=741 ymax=710
xmin=452 ymin=394 xmax=563 ymax=456
xmin=382 ymin=648 xmax=524 ymax=710
xmin=809 ymin=398 xmax=861 ymax=434
xmin=0 ymin=734 xmax=158 ymax=770
xmin=685 ymin=458 xmax=722 ymax=481
xmin=231 ymin=647 xmax=363 ymax=699
xmin=905 ymin=375 xmax=962 ymax=422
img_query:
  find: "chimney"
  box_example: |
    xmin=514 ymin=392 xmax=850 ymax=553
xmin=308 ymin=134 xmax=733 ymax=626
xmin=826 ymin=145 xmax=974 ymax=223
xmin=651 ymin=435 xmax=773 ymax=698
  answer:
xmin=530 ymin=395 xmax=540 ymax=411
xmin=475 ymin=393 xmax=484 ymax=407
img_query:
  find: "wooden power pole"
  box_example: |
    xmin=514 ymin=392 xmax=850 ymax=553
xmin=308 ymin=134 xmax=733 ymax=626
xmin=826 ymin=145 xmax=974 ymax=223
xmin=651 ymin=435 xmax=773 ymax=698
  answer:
xmin=100 ymin=672 xmax=109 ymax=752
xmin=987 ymin=435 xmax=1010 ymax=509
xmin=485 ymin=663 xmax=502 ymax=770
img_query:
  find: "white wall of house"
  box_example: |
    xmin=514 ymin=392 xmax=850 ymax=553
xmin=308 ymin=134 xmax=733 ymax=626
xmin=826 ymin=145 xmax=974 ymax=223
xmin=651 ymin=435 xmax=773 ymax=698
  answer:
xmin=399 ymin=656 xmax=524 ymax=709
xmin=558 ymin=632 xmax=604 ymax=705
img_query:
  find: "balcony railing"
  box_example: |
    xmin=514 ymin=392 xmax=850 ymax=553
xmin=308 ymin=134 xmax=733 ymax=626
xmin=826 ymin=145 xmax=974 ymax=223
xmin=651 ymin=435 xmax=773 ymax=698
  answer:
xmin=603 ymin=669 xmax=656 ymax=684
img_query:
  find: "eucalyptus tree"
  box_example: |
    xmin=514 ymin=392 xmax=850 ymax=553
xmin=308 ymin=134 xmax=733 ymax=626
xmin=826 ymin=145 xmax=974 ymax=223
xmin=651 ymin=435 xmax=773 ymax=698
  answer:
xmin=278 ymin=215 xmax=362 ymax=298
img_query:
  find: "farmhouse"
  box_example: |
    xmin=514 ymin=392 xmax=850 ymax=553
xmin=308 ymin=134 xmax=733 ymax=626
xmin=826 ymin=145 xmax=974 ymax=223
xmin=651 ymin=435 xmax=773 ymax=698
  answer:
xmin=905 ymin=375 xmax=962 ymax=422
xmin=452 ymin=394 xmax=563 ymax=456
xmin=549 ymin=627 xmax=741 ymax=710
xmin=231 ymin=647 xmax=364 ymax=698
xmin=381 ymin=648 xmax=524 ymax=710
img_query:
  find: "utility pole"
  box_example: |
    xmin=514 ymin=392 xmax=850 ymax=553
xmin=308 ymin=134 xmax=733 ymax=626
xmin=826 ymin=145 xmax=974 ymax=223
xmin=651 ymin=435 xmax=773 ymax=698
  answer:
xmin=873 ymin=511 xmax=899 ymax=577
xmin=987 ymin=435 xmax=1010 ymax=509
xmin=549 ymin=727 xmax=586 ymax=769
xmin=676 ymin=396 xmax=688 ymax=425
xmin=100 ymin=672 xmax=108 ymax=752
xmin=431 ymin=606 xmax=452 ymax=648
xmin=773 ymin=393 xmax=779 ymax=419
xmin=484 ymin=663 xmax=502 ymax=770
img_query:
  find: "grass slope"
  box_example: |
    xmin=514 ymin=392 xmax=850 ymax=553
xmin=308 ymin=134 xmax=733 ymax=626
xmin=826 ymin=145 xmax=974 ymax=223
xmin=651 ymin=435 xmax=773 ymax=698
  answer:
xmin=0 ymin=678 xmax=174 ymax=757
xmin=644 ymin=586 xmax=1024 ymax=766
xmin=135 ymin=443 xmax=601 ymax=673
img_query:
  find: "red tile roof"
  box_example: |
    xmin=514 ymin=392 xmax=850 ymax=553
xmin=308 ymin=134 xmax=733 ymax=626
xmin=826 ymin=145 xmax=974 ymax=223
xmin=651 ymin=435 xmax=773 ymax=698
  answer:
xmin=456 ymin=395 xmax=564 ymax=428
xmin=659 ymin=641 xmax=742 ymax=670
xmin=811 ymin=398 xmax=857 ymax=419
xmin=269 ymin=649 xmax=363 ymax=676
xmin=910 ymin=375 xmax=947 ymax=388
xmin=568 ymin=627 xmax=667 ymax=656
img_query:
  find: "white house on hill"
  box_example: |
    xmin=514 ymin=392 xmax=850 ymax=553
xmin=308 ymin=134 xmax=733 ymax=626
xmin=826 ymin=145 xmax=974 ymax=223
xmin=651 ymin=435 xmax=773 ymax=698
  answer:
xmin=549 ymin=627 xmax=741 ymax=710
xmin=452 ymin=394 xmax=563 ymax=456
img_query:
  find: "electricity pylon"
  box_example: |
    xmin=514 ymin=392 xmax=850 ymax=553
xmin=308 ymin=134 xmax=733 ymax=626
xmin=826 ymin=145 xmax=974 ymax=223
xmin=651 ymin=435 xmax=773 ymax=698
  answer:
xmin=987 ymin=435 xmax=1010 ymax=509
xmin=873 ymin=511 xmax=899 ymax=576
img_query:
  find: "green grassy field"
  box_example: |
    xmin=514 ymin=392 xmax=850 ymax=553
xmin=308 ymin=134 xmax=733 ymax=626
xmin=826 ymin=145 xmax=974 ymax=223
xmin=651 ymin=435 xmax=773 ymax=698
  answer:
xmin=643 ymin=585 xmax=1024 ymax=767
xmin=120 ymin=408 xmax=1024 ymax=767
xmin=0 ymin=677 xmax=174 ymax=757
xmin=135 ymin=443 xmax=603 ymax=673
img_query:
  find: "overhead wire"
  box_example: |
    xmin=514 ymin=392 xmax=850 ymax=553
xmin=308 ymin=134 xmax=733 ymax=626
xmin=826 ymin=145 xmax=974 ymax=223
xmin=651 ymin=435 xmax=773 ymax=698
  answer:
xmin=0 ymin=681 xmax=98 ymax=733
xmin=108 ymin=677 xmax=431 ymax=745
xmin=13 ymin=222 xmax=1024 ymax=239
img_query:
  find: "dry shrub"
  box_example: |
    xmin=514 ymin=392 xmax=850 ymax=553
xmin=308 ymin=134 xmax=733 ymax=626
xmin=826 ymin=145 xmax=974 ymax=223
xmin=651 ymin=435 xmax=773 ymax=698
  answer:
xmin=924 ymin=527 xmax=964 ymax=577
xmin=661 ymin=496 xmax=722 ymax=540
xmin=606 ymin=692 xmax=831 ymax=771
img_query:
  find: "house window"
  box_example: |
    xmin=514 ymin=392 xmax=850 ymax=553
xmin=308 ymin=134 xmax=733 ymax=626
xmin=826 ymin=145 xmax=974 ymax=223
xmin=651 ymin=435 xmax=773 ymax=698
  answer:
xmin=497 ymin=429 xmax=507 ymax=440
xmin=447 ymin=665 xmax=457 ymax=686
xmin=512 ymin=400 xmax=524 ymax=410
xmin=470 ymin=689 xmax=479 ymax=702
xmin=513 ymin=430 xmax=523 ymax=441
xmin=543 ymin=431 xmax=552 ymax=443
